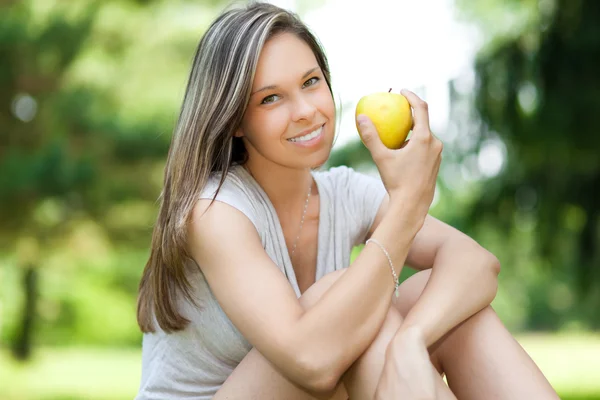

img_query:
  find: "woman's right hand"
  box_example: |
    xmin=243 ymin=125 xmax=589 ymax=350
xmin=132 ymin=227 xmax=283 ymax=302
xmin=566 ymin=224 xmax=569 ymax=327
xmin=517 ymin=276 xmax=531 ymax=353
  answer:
xmin=374 ymin=327 xmax=441 ymax=400
xmin=356 ymin=89 xmax=442 ymax=221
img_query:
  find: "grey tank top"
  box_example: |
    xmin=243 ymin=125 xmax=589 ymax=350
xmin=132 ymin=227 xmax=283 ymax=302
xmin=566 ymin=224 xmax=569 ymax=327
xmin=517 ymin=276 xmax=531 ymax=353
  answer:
xmin=136 ymin=164 xmax=386 ymax=399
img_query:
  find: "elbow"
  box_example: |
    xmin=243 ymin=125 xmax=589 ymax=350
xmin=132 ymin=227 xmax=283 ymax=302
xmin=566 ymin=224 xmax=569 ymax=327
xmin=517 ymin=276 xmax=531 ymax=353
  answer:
xmin=307 ymin=372 xmax=339 ymax=397
xmin=480 ymin=251 xmax=501 ymax=302
xmin=471 ymin=241 xmax=500 ymax=277
xmin=486 ymin=252 xmax=501 ymax=276
xmin=293 ymin=351 xmax=341 ymax=396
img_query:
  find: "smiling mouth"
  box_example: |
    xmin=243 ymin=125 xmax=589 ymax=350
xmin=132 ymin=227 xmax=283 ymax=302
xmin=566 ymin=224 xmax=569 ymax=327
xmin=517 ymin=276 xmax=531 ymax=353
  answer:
xmin=288 ymin=125 xmax=324 ymax=143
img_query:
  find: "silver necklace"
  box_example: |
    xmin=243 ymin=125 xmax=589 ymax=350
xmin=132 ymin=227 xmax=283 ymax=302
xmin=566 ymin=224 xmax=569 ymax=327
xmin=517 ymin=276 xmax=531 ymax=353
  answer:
xmin=290 ymin=181 xmax=312 ymax=262
xmin=243 ymin=164 xmax=312 ymax=263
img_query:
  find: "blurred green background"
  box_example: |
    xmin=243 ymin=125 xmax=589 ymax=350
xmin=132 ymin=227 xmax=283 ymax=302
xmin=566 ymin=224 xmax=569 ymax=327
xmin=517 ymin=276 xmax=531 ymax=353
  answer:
xmin=1 ymin=0 xmax=599 ymax=398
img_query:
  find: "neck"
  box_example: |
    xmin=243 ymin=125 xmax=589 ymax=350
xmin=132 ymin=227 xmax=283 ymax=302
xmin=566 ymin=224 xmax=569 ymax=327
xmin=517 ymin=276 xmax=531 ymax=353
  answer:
xmin=242 ymin=157 xmax=314 ymax=217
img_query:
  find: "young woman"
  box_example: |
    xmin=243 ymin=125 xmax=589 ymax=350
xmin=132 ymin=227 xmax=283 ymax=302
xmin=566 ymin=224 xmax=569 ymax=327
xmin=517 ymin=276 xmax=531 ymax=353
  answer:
xmin=135 ymin=2 xmax=559 ymax=399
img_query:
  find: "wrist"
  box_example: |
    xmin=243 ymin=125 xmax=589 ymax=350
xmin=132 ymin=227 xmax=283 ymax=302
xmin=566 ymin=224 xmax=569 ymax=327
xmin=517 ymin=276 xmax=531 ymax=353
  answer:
xmin=393 ymin=324 xmax=426 ymax=346
xmin=385 ymin=196 xmax=426 ymax=233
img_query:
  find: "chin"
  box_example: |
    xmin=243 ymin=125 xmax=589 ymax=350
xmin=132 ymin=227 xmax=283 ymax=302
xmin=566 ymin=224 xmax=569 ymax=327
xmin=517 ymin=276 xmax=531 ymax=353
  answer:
xmin=309 ymin=148 xmax=332 ymax=169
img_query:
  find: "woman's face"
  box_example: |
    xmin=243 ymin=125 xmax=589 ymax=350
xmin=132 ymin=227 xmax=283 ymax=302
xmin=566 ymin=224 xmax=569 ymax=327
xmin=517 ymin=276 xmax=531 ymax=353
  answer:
xmin=237 ymin=32 xmax=336 ymax=170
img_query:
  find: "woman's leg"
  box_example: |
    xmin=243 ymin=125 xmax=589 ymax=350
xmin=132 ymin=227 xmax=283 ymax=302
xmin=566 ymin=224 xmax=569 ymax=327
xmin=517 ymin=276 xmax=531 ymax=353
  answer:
xmin=216 ymin=265 xmax=558 ymax=399
xmin=215 ymin=268 xmax=454 ymax=399
xmin=394 ymin=270 xmax=560 ymax=400
xmin=340 ymin=279 xmax=455 ymax=400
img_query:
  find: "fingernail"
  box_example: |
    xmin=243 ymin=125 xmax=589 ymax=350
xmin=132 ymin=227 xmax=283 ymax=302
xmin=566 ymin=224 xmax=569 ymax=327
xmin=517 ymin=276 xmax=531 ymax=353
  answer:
xmin=357 ymin=114 xmax=368 ymax=126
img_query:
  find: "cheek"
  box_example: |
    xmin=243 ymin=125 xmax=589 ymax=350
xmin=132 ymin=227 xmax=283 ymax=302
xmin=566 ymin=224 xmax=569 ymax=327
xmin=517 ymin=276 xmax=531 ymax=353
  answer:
xmin=262 ymin=110 xmax=289 ymax=141
xmin=245 ymin=109 xmax=289 ymax=144
xmin=318 ymin=88 xmax=335 ymax=118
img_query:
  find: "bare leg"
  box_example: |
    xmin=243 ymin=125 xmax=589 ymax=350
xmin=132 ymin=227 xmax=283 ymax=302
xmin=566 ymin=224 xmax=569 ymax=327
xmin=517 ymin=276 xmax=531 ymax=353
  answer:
xmin=218 ymin=266 xmax=557 ymax=400
xmin=435 ymin=306 xmax=559 ymax=399
xmin=216 ymin=268 xmax=455 ymax=399
xmin=395 ymin=270 xmax=560 ymax=400
xmin=342 ymin=294 xmax=456 ymax=400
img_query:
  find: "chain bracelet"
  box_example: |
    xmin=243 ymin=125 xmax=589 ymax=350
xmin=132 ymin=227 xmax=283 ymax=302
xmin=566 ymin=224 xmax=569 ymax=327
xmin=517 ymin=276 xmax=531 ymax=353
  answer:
xmin=365 ymin=238 xmax=400 ymax=298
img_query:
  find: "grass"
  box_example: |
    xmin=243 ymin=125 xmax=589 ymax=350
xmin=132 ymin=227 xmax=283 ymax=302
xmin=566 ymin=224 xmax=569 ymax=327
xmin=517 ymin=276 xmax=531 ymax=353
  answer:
xmin=0 ymin=333 xmax=599 ymax=399
xmin=517 ymin=333 xmax=600 ymax=399
xmin=0 ymin=347 xmax=141 ymax=400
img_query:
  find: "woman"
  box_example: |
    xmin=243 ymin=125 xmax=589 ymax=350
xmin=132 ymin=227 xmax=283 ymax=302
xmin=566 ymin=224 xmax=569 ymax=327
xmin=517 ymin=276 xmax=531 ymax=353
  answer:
xmin=135 ymin=2 xmax=559 ymax=399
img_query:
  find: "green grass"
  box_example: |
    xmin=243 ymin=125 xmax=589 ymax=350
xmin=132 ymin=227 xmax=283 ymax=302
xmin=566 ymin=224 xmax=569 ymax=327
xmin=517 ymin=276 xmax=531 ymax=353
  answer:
xmin=0 ymin=333 xmax=599 ymax=399
xmin=517 ymin=333 xmax=600 ymax=399
xmin=0 ymin=347 xmax=141 ymax=400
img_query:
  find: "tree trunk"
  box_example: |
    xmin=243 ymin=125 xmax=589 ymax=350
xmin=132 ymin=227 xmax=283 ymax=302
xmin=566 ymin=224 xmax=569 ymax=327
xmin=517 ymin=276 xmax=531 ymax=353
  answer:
xmin=11 ymin=264 xmax=38 ymax=361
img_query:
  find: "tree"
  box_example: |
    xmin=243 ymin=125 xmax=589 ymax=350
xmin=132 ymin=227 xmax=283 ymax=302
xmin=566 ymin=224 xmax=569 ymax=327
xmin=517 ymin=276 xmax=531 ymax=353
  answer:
xmin=463 ymin=0 xmax=600 ymax=327
xmin=0 ymin=0 xmax=189 ymax=358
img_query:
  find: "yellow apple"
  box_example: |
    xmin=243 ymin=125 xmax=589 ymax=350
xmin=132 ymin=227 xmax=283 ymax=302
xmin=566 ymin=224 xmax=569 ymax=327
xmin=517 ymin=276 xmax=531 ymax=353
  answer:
xmin=355 ymin=91 xmax=413 ymax=149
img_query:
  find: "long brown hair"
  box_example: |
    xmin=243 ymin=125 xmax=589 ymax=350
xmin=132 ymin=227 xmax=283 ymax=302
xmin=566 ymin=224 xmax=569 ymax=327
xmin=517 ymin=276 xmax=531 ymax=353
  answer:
xmin=137 ymin=1 xmax=334 ymax=333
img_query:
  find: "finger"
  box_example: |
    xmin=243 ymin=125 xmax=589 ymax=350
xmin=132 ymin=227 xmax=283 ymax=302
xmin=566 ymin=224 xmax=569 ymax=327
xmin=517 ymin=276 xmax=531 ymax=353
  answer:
xmin=356 ymin=114 xmax=388 ymax=159
xmin=400 ymin=89 xmax=431 ymax=133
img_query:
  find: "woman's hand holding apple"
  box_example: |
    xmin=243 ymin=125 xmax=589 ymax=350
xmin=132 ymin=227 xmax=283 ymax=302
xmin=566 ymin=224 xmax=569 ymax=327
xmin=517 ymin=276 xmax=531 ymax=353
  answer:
xmin=356 ymin=89 xmax=443 ymax=225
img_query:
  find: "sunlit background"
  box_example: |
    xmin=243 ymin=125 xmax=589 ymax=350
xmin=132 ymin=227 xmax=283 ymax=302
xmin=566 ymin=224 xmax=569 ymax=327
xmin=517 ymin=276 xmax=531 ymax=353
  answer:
xmin=1 ymin=0 xmax=599 ymax=399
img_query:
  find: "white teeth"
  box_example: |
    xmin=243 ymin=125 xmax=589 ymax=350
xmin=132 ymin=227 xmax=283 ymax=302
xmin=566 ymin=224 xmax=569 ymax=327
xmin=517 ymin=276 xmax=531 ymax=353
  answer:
xmin=289 ymin=126 xmax=322 ymax=143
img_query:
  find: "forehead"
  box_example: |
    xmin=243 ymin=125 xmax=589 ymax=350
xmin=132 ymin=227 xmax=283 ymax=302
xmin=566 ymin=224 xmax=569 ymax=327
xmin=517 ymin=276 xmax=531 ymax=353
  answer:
xmin=253 ymin=32 xmax=318 ymax=88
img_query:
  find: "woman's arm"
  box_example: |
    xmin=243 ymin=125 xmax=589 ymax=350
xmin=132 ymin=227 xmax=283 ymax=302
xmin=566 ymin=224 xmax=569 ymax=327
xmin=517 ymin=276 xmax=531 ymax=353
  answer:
xmin=188 ymin=196 xmax=421 ymax=394
xmin=369 ymin=198 xmax=501 ymax=347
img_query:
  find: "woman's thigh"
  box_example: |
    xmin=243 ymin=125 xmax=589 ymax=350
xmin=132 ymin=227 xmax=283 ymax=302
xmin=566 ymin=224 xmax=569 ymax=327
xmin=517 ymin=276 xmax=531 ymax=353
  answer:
xmin=214 ymin=347 xmax=348 ymax=400
xmin=214 ymin=269 xmax=349 ymax=400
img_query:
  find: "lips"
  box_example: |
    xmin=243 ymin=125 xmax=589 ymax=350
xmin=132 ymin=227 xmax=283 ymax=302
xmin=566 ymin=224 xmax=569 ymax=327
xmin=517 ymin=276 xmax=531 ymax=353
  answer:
xmin=287 ymin=123 xmax=325 ymax=141
xmin=288 ymin=126 xmax=324 ymax=143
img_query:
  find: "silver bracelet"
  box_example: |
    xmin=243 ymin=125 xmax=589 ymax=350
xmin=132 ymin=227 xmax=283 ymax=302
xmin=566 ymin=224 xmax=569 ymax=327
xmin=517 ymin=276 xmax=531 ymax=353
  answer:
xmin=366 ymin=238 xmax=400 ymax=298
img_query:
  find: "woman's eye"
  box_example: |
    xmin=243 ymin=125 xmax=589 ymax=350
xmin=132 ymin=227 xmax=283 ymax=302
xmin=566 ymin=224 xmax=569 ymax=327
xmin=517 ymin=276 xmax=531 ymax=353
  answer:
xmin=260 ymin=78 xmax=319 ymax=104
xmin=303 ymin=77 xmax=319 ymax=88
xmin=261 ymin=94 xmax=279 ymax=104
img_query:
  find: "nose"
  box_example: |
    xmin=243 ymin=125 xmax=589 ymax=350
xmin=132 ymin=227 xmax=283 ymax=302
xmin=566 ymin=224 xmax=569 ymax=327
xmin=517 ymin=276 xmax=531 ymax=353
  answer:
xmin=290 ymin=94 xmax=317 ymax=122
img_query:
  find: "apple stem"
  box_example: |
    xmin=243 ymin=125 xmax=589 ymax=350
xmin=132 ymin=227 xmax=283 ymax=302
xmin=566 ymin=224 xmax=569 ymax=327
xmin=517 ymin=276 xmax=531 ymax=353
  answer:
xmin=388 ymin=88 xmax=392 ymax=93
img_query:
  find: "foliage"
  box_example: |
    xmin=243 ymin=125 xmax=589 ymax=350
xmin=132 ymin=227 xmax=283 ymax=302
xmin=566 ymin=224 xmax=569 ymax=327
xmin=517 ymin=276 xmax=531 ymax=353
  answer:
xmin=1 ymin=0 xmax=599 ymax=360
xmin=463 ymin=0 xmax=600 ymax=327
xmin=0 ymin=0 xmax=219 ymax=355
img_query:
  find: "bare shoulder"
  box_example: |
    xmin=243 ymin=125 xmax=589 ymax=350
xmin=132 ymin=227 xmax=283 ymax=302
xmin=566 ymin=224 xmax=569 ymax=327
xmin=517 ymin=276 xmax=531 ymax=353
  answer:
xmin=187 ymin=198 xmax=263 ymax=274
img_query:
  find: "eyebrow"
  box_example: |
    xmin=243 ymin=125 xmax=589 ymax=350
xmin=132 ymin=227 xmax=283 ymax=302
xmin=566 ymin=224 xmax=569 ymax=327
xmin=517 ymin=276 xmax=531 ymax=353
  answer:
xmin=251 ymin=66 xmax=320 ymax=96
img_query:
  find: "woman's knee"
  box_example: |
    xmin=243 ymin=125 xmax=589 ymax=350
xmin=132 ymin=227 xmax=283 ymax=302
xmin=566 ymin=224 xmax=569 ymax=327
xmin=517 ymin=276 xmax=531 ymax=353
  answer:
xmin=298 ymin=269 xmax=347 ymax=310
